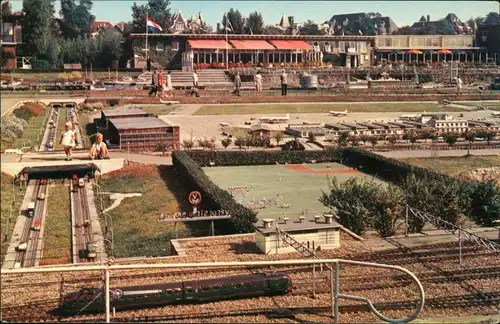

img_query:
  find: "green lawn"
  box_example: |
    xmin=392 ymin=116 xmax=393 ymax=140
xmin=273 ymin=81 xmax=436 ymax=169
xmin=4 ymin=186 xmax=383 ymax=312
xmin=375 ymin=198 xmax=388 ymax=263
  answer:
xmin=98 ymin=165 xmax=191 ymax=258
xmin=134 ymin=104 xmax=180 ymax=115
xmin=402 ymin=155 xmax=500 ymax=177
xmin=1 ymin=174 xmax=25 ymax=259
xmin=203 ymin=163 xmax=384 ymax=222
xmin=40 ymin=181 xmax=71 ymax=266
xmin=9 ymin=107 xmax=50 ymax=150
xmin=194 ymin=102 xmax=462 ymax=115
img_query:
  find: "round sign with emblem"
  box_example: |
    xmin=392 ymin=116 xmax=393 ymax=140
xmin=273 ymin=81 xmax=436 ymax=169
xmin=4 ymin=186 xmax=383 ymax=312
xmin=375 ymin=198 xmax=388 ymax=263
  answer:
xmin=188 ymin=191 xmax=202 ymax=205
xmin=112 ymin=289 xmax=123 ymax=300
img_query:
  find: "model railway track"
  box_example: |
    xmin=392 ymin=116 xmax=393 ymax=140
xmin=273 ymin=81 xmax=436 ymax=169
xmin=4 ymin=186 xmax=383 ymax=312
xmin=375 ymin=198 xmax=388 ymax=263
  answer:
xmin=71 ymin=181 xmax=94 ymax=263
xmin=13 ymin=180 xmax=48 ymax=268
xmin=43 ymin=108 xmax=59 ymax=151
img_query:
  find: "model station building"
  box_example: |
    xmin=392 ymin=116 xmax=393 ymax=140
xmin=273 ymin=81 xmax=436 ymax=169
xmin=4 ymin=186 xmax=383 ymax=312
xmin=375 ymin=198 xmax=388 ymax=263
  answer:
xmin=254 ymin=215 xmax=341 ymax=255
xmin=97 ymin=106 xmax=180 ymax=152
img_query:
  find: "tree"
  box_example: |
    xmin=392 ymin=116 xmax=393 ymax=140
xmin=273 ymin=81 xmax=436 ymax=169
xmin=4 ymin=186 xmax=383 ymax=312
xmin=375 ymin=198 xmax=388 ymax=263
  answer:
xmin=59 ymin=0 xmax=95 ymax=38
xmin=246 ymin=11 xmax=264 ymax=34
xmin=484 ymin=12 xmax=500 ymax=26
xmin=372 ymin=184 xmax=405 ymax=237
xmin=338 ymin=132 xmax=349 ymax=147
xmin=234 ymin=137 xmax=244 ymax=150
xmin=182 ymin=139 xmax=194 ymax=150
xmin=98 ymin=30 xmax=124 ymax=68
xmin=262 ymin=24 xmax=283 ymax=35
xmin=464 ymin=131 xmax=475 ymax=155
xmin=370 ymin=137 xmax=378 ymax=150
xmin=222 ymin=8 xmax=244 ymax=34
xmin=1 ymin=1 xmax=12 ymax=16
xmin=469 ymin=181 xmax=500 ymax=227
xmin=274 ymin=133 xmax=283 ymax=146
xmin=131 ymin=0 xmax=172 ymax=33
xmin=22 ymin=0 xmax=56 ymax=57
xmin=387 ymin=136 xmax=397 ymax=148
xmin=221 ymin=138 xmax=232 ymax=149
xmin=299 ymin=20 xmax=323 ymax=35
xmin=444 ymin=134 xmax=457 ymax=147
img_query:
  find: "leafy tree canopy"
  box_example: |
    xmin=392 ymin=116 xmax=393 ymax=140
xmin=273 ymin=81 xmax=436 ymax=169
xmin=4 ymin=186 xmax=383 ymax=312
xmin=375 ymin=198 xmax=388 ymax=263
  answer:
xmin=59 ymin=0 xmax=95 ymax=38
xmin=21 ymin=0 xmax=56 ymax=56
xmin=222 ymin=8 xmax=244 ymax=34
xmin=246 ymin=11 xmax=264 ymax=34
xmin=131 ymin=0 xmax=172 ymax=33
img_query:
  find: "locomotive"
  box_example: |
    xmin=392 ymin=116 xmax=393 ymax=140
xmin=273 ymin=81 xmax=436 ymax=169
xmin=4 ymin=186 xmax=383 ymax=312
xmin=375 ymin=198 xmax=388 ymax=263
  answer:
xmin=60 ymin=273 xmax=293 ymax=314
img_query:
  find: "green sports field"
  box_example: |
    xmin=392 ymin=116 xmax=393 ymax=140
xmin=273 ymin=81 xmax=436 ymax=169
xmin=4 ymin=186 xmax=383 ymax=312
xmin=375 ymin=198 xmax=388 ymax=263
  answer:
xmin=203 ymin=162 xmax=384 ymax=221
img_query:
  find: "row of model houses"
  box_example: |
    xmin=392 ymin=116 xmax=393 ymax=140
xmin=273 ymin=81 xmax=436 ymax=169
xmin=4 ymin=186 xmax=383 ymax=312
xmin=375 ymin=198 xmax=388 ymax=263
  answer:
xmin=280 ymin=114 xmax=499 ymax=140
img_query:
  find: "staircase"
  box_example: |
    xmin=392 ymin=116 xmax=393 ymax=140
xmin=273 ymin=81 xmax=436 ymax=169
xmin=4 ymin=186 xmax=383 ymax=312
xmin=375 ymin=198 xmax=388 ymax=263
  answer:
xmin=138 ymin=70 xmax=233 ymax=89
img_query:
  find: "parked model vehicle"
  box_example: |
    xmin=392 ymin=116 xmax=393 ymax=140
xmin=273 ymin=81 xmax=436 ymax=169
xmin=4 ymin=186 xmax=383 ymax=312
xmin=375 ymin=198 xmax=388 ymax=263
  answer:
xmin=27 ymin=202 xmax=35 ymax=217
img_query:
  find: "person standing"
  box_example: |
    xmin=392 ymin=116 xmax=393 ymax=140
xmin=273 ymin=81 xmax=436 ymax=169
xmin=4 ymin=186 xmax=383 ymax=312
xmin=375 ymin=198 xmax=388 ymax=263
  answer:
xmin=165 ymin=70 xmax=173 ymax=97
xmin=234 ymin=71 xmax=242 ymax=96
xmin=191 ymin=70 xmax=200 ymax=97
xmin=60 ymin=122 xmax=76 ymax=161
xmin=280 ymin=69 xmax=288 ymax=96
xmin=456 ymin=76 xmax=463 ymax=95
xmin=254 ymin=70 xmax=263 ymax=95
xmin=157 ymin=70 xmax=163 ymax=97
xmin=149 ymin=69 xmax=158 ymax=97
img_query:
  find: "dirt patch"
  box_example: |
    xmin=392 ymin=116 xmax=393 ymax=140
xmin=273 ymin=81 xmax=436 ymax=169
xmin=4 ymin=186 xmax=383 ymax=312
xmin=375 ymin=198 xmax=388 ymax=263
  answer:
xmin=459 ymin=167 xmax=500 ymax=184
xmin=285 ymin=164 xmax=360 ymax=174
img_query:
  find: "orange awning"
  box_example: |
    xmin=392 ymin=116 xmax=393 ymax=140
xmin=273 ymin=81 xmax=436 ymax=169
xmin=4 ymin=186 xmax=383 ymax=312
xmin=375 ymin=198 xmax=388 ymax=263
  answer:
xmin=269 ymin=40 xmax=313 ymax=50
xmin=229 ymin=40 xmax=275 ymax=50
xmin=407 ymin=49 xmax=422 ymax=54
xmin=188 ymin=40 xmax=231 ymax=50
xmin=437 ymin=49 xmax=452 ymax=54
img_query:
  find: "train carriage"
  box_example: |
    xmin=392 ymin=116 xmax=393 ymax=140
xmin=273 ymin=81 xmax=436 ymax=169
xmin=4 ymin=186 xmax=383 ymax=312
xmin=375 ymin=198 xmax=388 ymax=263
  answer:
xmin=60 ymin=273 xmax=293 ymax=314
xmin=27 ymin=202 xmax=35 ymax=217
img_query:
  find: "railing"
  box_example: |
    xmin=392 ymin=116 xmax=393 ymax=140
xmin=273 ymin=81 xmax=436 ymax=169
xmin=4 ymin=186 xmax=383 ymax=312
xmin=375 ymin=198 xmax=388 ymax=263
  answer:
xmin=1 ymin=259 xmax=425 ymax=324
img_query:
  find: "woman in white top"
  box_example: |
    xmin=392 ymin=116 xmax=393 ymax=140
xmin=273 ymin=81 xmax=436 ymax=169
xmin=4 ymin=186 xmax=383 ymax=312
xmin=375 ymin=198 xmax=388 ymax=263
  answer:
xmin=254 ymin=71 xmax=263 ymax=94
xmin=60 ymin=122 xmax=76 ymax=161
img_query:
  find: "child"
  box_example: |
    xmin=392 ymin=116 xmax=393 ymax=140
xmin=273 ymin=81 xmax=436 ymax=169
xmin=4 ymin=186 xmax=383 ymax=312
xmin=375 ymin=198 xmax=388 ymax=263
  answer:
xmin=89 ymin=133 xmax=109 ymax=160
xmin=60 ymin=122 xmax=76 ymax=161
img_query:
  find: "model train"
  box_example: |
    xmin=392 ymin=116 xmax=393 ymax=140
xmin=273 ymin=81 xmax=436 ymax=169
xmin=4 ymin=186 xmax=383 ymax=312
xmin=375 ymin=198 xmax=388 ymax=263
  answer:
xmin=60 ymin=273 xmax=293 ymax=314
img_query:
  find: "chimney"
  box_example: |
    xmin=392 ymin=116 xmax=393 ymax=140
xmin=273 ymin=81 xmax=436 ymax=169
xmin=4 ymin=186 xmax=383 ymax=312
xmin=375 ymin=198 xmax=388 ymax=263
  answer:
xmin=314 ymin=215 xmax=321 ymax=223
xmin=324 ymin=214 xmax=333 ymax=224
xmin=299 ymin=216 xmax=305 ymax=223
xmin=427 ymin=15 xmax=430 ymax=22
xmin=262 ymin=218 xmax=274 ymax=229
xmin=283 ymin=217 xmax=290 ymax=224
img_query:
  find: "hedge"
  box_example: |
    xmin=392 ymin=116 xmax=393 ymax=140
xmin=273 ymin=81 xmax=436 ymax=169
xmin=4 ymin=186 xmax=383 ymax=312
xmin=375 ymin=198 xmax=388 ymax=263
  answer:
xmin=172 ymin=151 xmax=258 ymax=233
xmin=184 ymin=149 xmax=341 ymax=167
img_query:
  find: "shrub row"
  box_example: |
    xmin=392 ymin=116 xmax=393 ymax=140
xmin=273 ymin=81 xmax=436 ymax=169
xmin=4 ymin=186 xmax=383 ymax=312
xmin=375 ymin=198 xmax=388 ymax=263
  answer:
xmin=185 ymin=149 xmax=341 ymax=167
xmin=172 ymin=151 xmax=258 ymax=233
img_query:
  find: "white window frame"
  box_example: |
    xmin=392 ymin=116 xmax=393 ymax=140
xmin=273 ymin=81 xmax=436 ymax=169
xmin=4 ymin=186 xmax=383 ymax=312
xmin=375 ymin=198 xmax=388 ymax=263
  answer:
xmin=171 ymin=41 xmax=179 ymax=51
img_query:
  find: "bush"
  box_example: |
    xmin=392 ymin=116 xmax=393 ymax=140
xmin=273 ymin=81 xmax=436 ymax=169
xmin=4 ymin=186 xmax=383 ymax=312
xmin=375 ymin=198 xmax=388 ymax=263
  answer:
xmin=10 ymin=116 xmax=28 ymax=128
xmin=1 ymin=127 xmax=18 ymax=143
xmin=3 ymin=117 xmax=26 ymax=138
xmin=283 ymin=140 xmax=305 ymax=151
xmin=82 ymin=103 xmax=94 ymax=111
xmin=13 ymin=107 xmax=33 ymax=121
xmin=21 ymin=102 xmax=45 ymax=116
xmin=108 ymin=99 xmax=120 ymax=107
xmin=184 ymin=149 xmax=341 ymax=167
xmin=172 ymin=151 xmax=258 ymax=233
xmin=92 ymin=102 xmax=104 ymax=110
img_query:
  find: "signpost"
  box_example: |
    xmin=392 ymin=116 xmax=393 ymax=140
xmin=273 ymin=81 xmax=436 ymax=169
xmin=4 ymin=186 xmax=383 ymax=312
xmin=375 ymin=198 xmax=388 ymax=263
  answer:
xmin=158 ymin=191 xmax=231 ymax=236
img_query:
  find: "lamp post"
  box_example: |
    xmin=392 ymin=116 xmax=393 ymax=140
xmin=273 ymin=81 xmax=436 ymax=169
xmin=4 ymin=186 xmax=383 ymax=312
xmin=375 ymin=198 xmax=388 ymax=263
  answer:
xmin=224 ymin=12 xmax=229 ymax=70
xmin=127 ymin=141 xmax=130 ymax=165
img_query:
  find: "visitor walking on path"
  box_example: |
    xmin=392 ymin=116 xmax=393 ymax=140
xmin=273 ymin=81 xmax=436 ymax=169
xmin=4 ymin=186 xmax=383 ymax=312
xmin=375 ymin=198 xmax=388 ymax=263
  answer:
xmin=191 ymin=70 xmax=200 ymax=97
xmin=60 ymin=122 xmax=76 ymax=161
xmin=157 ymin=70 xmax=163 ymax=95
xmin=149 ymin=69 xmax=158 ymax=97
xmin=456 ymin=76 xmax=463 ymax=95
xmin=280 ymin=69 xmax=288 ymax=96
xmin=233 ymin=71 xmax=242 ymax=96
xmin=254 ymin=71 xmax=263 ymax=94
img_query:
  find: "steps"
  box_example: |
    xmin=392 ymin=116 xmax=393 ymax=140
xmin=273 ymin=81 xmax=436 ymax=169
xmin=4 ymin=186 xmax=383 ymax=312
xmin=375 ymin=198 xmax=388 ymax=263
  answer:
xmin=138 ymin=70 xmax=233 ymax=89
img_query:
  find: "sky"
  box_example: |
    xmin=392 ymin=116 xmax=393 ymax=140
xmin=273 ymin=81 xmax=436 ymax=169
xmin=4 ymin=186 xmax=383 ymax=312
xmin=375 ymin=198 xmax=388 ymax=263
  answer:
xmin=10 ymin=1 xmax=500 ymax=28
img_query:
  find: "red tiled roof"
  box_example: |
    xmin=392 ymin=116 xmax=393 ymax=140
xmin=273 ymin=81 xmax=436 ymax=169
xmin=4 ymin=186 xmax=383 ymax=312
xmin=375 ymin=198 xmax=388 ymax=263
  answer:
xmin=269 ymin=40 xmax=313 ymax=50
xmin=91 ymin=21 xmax=113 ymax=34
xmin=188 ymin=39 xmax=231 ymax=49
xmin=229 ymin=40 xmax=275 ymax=50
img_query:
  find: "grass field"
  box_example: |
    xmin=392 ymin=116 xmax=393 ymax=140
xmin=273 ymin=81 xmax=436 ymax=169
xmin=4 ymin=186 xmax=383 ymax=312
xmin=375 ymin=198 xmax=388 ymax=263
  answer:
xmin=456 ymin=101 xmax=500 ymax=110
xmin=40 ymin=181 xmax=71 ymax=266
xmin=203 ymin=163 xmax=384 ymax=221
xmin=99 ymin=165 xmax=191 ymax=258
xmin=0 ymin=174 xmax=24 ymax=259
xmin=134 ymin=104 xmax=180 ymax=115
xmin=194 ymin=102 xmax=463 ymax=115
xmin=403 ymin=155 xmax=500 ymax=177
xmin=9 ymin=106 xmax=49 ymax=150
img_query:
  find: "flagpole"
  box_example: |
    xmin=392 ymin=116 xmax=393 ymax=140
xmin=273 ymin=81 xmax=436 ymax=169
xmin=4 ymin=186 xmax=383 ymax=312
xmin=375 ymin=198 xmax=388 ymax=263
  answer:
xmin=145 ymin=14 xmax=149 ymax=69
xmin=225 ymin=12 xmax=228 ymax=70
